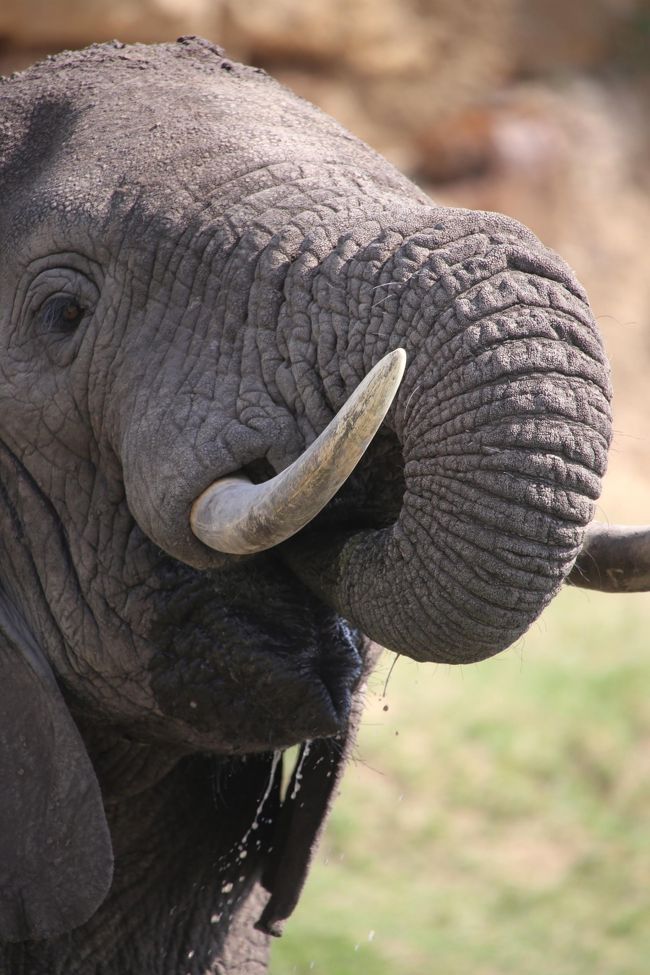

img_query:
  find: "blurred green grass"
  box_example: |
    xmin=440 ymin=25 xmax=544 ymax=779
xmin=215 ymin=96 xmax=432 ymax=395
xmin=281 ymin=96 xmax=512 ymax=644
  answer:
xmin=271 ymin=588 xmax=650 ymax=975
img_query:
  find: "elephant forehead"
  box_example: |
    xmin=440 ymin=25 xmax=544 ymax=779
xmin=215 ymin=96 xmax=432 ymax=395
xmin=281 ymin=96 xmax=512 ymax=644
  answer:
xmin=1 ymin=38 xmax=409 ymax=220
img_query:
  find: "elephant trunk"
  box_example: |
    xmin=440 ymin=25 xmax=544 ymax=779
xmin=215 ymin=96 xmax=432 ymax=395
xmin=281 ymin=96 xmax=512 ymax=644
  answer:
xmin=282 ymin=231 xmax=613 ymax=664
xmin=123 ymin=208 xmax=612 ymax=666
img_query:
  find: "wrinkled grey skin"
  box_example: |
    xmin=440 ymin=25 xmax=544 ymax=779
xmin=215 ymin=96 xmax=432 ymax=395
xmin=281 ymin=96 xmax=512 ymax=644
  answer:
xmin=0 ymin=37 xmax=611 ymax=975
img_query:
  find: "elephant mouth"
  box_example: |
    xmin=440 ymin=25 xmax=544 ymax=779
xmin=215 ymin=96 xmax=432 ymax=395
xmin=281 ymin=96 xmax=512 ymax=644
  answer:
xmin=145 ymin=553 xmax=365 ymax=753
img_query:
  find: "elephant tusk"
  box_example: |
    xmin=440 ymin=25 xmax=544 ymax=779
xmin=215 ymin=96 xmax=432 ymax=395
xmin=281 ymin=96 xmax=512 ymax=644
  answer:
xmin=566 ymin=523 xmax=650 ymax=592
xmin=190 ymin=349 xmax=407 ymax=555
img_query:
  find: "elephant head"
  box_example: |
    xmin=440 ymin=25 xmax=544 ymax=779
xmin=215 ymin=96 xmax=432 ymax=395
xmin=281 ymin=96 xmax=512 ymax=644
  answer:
xmin=0 ymin=37 xmax=647 ymax=973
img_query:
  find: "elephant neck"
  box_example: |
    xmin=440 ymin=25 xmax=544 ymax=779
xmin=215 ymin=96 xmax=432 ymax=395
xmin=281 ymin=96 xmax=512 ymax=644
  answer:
xmin=1 ymin=754 xmax=274 ymax=975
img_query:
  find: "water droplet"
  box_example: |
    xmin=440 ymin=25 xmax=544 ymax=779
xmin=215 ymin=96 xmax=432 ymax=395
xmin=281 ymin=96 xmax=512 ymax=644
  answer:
xmin=226 ymin=749 xmax=282 ymax=866
xmin=290 ymin=741 xmax=311 ymax=799
xmin=221 ymin=882 xmax=233 ymax=893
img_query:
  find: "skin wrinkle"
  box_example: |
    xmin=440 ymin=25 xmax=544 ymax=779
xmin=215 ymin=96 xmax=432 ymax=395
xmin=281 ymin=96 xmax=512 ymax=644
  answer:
xmin=239 ymin=209 xmax=346 ymax=437
xmin=411 ymin=482 xmax=580 ymax=572
xmin=404 ymin=361 xmax=610 ymax=438
xmin=312 ymin=229 xmax=512 ymax=381
xmin=424 ymin=507 xmax=577 ymax=586
xmin=0 ymin=464 xmax=70 ymax=667
xmin=408 ymin=519 xmax=546 ymax=621
xmin=0 ymin=444 xmax=102 ymax=653
xmin=448 ymin=268 xmax=588 ymax=338
xmin=407 ymin=400 xmax=610 ymax=456
xmin=428 ymin=307 xmax=608 ymax=374
xmin=407 ymin=493 xmax=580 ymax=598
xmin=407 ymin=447 xmax=605 ymax=506
xmin=405 ymin=387 xmax=553 ymax=440
xmin=369 ymin=526 xmax=500 ymax=654
xmin=281 ymin=227 xmax=402 ymax=416
xmin=2 ymin=425 xmax=156 ymax=719
xmin=422 ymin=306 xmax=603 ymax=380
xmin=430 ymin=398 xmax=609 ymax=451
xmin=404 ymin=380 xmax=611 ymax=450
xmin=416 ymin=470 xmax=593 ymax=531
xmin=407 ymin=427 xmax=608 ymax=484
xmin=375 ymin=523 xmax=548 ymax=654
xmin=415 ymin=472 xmax=593 ymax=538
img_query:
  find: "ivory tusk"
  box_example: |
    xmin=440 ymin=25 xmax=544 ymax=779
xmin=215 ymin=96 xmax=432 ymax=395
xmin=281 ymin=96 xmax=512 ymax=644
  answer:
xmin=567 ymin=523 xmax=650 ymax=592
xmin=190 ymin=349 xmax=407 ymax=555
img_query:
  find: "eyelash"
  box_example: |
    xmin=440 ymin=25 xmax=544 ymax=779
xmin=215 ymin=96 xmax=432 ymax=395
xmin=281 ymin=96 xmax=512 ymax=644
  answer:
xmin=38 ymin=295 xmax=87 ymax=334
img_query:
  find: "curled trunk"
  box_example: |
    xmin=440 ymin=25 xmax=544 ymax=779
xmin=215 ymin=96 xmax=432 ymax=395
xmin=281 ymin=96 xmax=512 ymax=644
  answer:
xmin=282 ymin=228 xmax=612 ymax=663
xmin=127 ymin=209 xmax=613 ymax=667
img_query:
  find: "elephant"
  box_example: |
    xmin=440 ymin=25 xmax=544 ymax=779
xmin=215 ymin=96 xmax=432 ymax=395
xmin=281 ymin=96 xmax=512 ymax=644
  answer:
xmin=0 ymin=35 xmax=648 ymax=975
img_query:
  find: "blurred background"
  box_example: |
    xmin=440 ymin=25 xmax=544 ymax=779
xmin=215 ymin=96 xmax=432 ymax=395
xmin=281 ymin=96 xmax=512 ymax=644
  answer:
xmin=2 ymin=3 xmax=648 ymax=972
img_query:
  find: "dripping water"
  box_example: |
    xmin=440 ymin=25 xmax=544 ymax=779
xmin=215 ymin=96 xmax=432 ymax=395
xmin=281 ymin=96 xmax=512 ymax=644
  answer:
xmin=290 ymin=740 xmax=312 ymax=800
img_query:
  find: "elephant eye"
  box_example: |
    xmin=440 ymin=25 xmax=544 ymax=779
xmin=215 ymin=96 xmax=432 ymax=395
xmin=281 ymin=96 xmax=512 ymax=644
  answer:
xmin=38 ymin=294 xmax=87 ymax=334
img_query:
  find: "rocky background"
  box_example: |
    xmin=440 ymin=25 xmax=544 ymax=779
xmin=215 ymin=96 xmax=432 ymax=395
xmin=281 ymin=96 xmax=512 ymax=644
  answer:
xmin=1 ymin=0 xmax=648 ymax=513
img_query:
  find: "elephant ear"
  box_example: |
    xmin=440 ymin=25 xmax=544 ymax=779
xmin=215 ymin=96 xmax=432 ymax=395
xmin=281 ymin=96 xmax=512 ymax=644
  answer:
xmin=0 ymin=592 xmax=113 ymax=942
